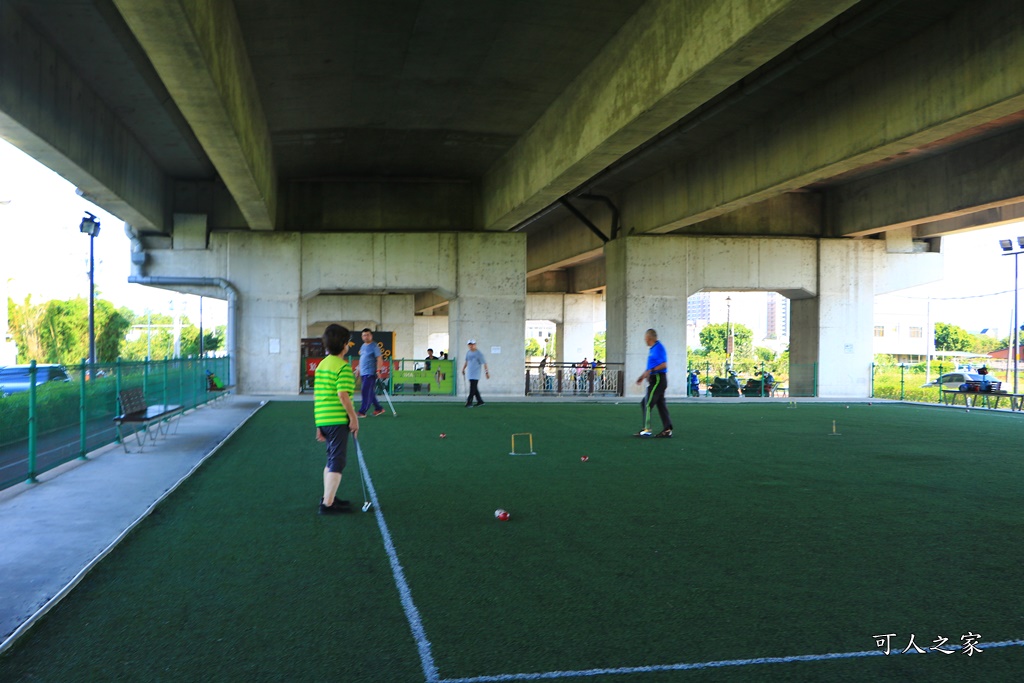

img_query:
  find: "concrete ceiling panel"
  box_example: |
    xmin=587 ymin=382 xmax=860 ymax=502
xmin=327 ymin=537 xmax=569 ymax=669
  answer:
xmin=113 ymin=0 xmax=277 ymax=230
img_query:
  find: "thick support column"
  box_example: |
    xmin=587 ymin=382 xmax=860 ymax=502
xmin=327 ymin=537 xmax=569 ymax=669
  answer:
xmin=605 ymin=237 xmax=688 ymax=398
xmin=448 ymin=233 xmax=527 ymax=397
xmin=562 ymin=294 xmax=603 ymax=363
xmin=226 ymin=232 xmax=301 ymax=393
xmin=790 ymin=241 xmax=875 ymax=397
xmin=526 ymin=293 xmax=604 ymax=364
xmin=381 ymin=295 xmax=415 ymax=362
xmin=789 ymin=239 xmax=941 ymax=397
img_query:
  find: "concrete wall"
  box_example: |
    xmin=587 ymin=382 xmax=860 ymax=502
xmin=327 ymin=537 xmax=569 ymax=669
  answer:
xmin=526 ymin=292 xmax=605 ymax=362
xmin=447 ymin=233 xmax=527 ymax=398
xmin=605 ymin=235 xmax=940 ymax=398
xmin=141 ymin=231 xmax=525 ymax=394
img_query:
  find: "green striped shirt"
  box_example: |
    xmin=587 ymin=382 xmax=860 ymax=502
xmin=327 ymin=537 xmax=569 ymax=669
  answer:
xmin=314 ymin=355 xmax=355 ymax=426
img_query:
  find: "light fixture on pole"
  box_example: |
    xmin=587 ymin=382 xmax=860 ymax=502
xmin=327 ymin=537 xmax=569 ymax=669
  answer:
xmin=726 ymin=295 xmax=734 ymax=371
xmin=79 ymin=212 xmax=101 ymax=366
xmin=998 ymin=237 xmax=1024 ymax=394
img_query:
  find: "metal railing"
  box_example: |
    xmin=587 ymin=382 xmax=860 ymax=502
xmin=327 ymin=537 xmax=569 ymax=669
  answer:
xmin=870 ymin=362 xmax=1024 ymax=402
xmin=0 ymin=356 xmax=231 ymax=491
xmin=689 ymin=360 xmax=817 ymax=398
xmin=524 ymin=362 xmax=624 ymax=397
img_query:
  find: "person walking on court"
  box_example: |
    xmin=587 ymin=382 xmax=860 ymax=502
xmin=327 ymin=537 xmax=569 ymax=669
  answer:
xmin=314 ymin=324 xmax=359 ymax=515
xmin=357 ymin=328 xmax=385 ymax=417
xmin=636 ymin=328 xmax=673 ymax=438
xmin=462 ymin=339 xmax=489 ymax=407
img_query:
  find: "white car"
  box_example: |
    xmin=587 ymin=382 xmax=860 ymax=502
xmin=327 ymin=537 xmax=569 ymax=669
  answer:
xmin=922 ymin=372 xmax=1000 ymax=392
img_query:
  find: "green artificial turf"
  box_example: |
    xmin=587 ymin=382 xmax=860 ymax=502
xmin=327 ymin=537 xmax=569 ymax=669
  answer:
xmin=1 ymin=401 xmax=1022 ymax=682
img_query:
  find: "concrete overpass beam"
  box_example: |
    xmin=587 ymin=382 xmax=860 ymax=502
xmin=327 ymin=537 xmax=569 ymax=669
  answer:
xmin=0 ymin=3 xmax=167 ymax=230
xmin=114 ymin=0 xmax=277 ymax=231
xmin=830 ymin=126 xmax=1024 ymax=236
xmin=623 ymin=0 xmax=1024 ymax=234
xmin=483 ymin=0 xmax=858 ymax=231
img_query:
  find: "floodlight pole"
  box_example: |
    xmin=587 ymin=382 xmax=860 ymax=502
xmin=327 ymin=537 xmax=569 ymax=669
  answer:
xmin=79 ymin=212 xmax=100 ymax=366
xmin=88 ymin=231 xmax=96 ymax=365
xmin=999 ymin=238 xmax=1022 ymax=394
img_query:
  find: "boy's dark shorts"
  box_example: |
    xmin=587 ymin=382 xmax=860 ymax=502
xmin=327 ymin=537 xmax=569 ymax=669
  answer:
xmin=320 ymin=424 xmax=350 ymax=473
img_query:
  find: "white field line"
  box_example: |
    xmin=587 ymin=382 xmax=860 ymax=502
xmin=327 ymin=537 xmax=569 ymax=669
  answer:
xmin=355 ymin=438 xmax=440 ymax=682
xmin=354 ymin=439 xmax=1023 ymax=683
xmin=438 ymin=639 xmax=1024 ymax=682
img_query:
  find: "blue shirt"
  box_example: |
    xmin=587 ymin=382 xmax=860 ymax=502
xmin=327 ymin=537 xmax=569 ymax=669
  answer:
xmin=465 ymin=349 xmax=486 ymax=380
xmin=647 ymin=340 xmax=667 ymax=374
xmin=359 ymin=341 xmax=382 ymax=376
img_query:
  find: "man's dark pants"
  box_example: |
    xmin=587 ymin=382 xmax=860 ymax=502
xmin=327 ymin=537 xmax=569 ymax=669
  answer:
xmin=640 ymin=373 xmax=672 ymax=431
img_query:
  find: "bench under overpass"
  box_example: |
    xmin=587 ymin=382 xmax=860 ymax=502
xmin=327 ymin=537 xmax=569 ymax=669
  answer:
xmin=112 ymin=388 xmax=183 ymax=452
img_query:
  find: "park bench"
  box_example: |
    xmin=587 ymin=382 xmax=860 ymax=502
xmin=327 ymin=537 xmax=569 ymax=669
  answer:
xmin=112 ymin=387 xmax=183 ymax=452
xmin=939 ymin=381 xmax=1024 ymax=411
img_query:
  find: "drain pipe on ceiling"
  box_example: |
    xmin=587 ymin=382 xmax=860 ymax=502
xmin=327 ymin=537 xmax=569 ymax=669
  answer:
xmin=123 ymin=223 xmax=239 ymax=385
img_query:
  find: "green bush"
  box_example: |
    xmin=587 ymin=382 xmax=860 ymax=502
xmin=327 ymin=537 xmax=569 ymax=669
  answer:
xmin=871 ymin=370 xmax=940 ymax=402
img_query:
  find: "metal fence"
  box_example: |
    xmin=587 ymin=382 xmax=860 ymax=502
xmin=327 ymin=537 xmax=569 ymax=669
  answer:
xmin=689 ymin=360 xmax=818 ymax=398
xmin=0 ymin=356 xmax=232 ymax=491
xmin=870 ymin=362 xmax=1024 ymax=402
xmin=524 ymin=362 xmax=624 ymax=397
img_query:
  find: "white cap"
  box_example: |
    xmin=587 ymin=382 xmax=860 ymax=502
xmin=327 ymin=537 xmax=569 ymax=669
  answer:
xmin=467 ymin=339 xmax=476 ymax=345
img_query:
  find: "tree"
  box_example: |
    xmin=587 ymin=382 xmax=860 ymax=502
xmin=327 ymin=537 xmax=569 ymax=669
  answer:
xmin=8 ymin=295 xmax=46 ymax=363
xmin=699 ymin=322 xmax=754 ymax=358
xmin=593 ymin=331 xmax=606 ymax=361
xmin=525 ymin=337 xmax=542 ymax=357
xmin=934 ymin=322 xmax=972 ymax=352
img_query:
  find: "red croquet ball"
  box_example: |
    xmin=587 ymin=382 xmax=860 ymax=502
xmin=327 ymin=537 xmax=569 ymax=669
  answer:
xmin=494 ymin=509 xmax=510 ymax=521
xmin=580 ymin=455 xmax=589 ymax=462
xmin=439 ymin=433 xmax=446 ymax=438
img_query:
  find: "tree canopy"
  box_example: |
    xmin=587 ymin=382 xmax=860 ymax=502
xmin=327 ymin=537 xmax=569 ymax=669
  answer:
xmin=699 ymin=322 xmax=754 ymax=358
xmin=934 ymin=322 xmax=972 ymax=352
xmin=8 ymin=296 xmax=222 ymax=364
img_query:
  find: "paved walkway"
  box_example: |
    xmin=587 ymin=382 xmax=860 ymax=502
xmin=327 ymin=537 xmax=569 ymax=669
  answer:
xmin=0 ymin=395 xmax=266 ymax=652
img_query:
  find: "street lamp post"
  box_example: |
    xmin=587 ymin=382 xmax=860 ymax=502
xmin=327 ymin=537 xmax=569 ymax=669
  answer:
xmin=726 ymin=295 xmax=734 ymax=371
xmin=79 ymin=212 xmax=101 ymax=366
xmin=998 ymin=237 xmax=1024 ymax=394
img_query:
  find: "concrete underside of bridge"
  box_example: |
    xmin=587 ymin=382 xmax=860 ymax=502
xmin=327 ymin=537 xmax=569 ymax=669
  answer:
xmin=2 ymin=0 xmax=1022 ymax=395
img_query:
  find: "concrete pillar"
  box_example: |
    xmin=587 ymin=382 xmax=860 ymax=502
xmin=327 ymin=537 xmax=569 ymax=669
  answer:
xmin=448 ymin=233 xmax=527 ymax=397
xmin=227 ymin=232 xmax=302 ymax=394
xmin=381 ymin=295 xmax=414 ymax=361
xmin=788 ymin=239 xmax=938 ymax=397
xmin=562 ymin=293 xmax=602 ymax=364
xmin=605 ymin=236 xmax=689 ymax=397
xmin=413 ymin=313 xmax=450 ymax=358
xmin=526 ymin=292 xmax=604 ymax=364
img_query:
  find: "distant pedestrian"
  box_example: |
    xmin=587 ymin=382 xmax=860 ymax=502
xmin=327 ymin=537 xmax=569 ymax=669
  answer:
xmin=314 ymin=324 xmax=359 ymax=515
xmin=357 ymin=328 xmax=385 ymax=417
xmin=635 ymin=328 xmax=673 ymax=438
xmin=461 ymin=339 xmax=489 ymax=407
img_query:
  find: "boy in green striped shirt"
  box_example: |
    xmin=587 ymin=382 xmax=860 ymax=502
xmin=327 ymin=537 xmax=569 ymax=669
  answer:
xmin=314 ymin=324 xmax=360 ymax=515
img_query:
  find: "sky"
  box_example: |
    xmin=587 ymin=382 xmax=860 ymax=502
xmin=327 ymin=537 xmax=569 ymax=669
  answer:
xmin=0 ymin=139 xmax=226 ymax=328
xmin=2 ymin=137 xmax=1023 ymax=339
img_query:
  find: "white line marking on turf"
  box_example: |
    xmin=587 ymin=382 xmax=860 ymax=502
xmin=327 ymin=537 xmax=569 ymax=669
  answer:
xmin=355 ymin=439 xmax=440 ymax=683
xmin=437 ymin=639 xmax=1024 ymax=682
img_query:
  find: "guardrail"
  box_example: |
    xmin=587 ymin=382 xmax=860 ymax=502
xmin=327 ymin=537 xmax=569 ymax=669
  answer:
xmin=524 ymin=362 xmax=624 ymax=397
xmin=0 ymin=356 xmax=231 ymax=491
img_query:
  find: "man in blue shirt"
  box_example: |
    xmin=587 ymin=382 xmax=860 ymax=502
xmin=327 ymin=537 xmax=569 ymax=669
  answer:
xmin=357 ymin=328 xmax=385 ymax=417
xmin=635 ymin=328 xmax=673 ymax=438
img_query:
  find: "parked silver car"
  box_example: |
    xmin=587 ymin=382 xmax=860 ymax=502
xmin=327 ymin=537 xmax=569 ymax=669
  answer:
xmin=921 ymin=371 xmax=1000 ymax=391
